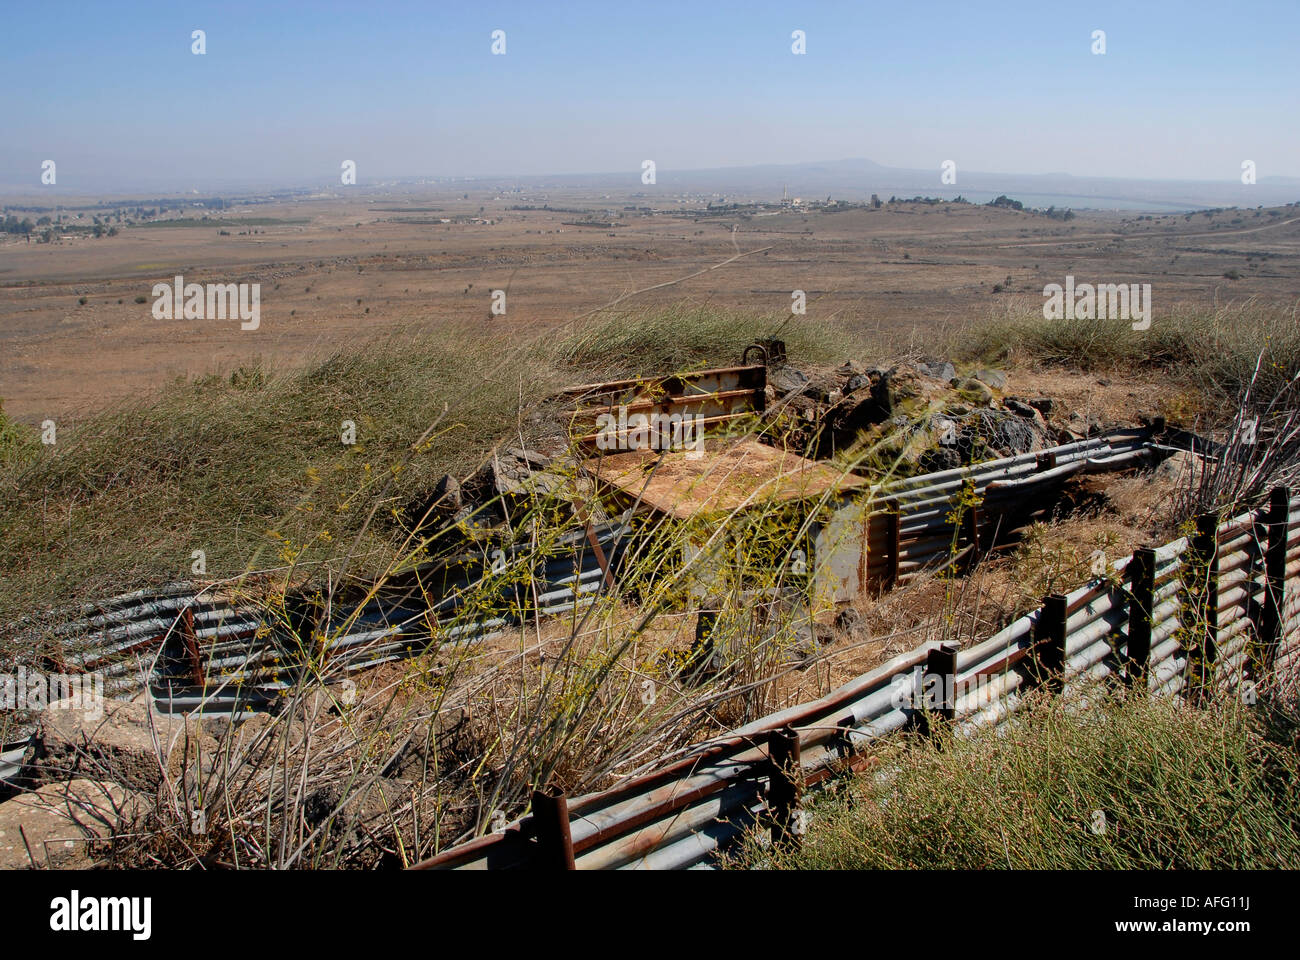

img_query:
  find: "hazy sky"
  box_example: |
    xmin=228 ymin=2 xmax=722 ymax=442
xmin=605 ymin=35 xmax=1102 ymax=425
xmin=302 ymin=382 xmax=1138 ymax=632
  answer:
xmin=5 ymin=0 xmax=1299 ymax=190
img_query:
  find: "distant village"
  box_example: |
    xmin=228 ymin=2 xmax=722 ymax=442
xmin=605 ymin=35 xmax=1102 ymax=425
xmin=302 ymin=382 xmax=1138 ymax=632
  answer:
xmin=0 ymin=185 xmax=1086 ymax=246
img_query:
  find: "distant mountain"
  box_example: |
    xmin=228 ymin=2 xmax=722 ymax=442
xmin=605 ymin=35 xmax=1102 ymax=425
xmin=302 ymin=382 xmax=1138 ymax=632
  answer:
xmin=644 ymin=159 xmax=1300 ymax=211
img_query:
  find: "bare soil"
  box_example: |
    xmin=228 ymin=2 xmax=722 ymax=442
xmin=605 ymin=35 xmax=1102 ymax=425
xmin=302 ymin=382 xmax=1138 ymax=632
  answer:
xmin=4 ymin=191 xmax=1298 ymax=421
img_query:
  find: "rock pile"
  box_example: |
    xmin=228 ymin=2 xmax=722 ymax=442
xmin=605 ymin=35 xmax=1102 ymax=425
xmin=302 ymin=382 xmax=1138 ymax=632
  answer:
xmin=764 ymin=355 xmax=1097 ymax=469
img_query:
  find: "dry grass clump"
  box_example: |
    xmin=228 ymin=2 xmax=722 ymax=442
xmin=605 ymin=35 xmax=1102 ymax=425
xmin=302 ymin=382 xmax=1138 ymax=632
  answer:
xmin=737 ymin=688 xmax=1300 ymax=870
xmin=949 ymin=300 xmax=1300 ymax=409
xmin=0 ymin=305 xmax=867 ymax=627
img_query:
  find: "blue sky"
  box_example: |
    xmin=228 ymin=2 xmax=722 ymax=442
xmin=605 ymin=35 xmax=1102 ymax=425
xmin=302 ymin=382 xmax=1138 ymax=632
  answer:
xmin=4 ymin=0 xmax=1298 ymax=188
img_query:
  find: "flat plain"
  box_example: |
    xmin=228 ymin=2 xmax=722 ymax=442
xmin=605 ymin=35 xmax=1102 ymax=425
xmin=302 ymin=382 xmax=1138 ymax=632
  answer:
xmin=2 ymin=186 xmax=1298 ymax=421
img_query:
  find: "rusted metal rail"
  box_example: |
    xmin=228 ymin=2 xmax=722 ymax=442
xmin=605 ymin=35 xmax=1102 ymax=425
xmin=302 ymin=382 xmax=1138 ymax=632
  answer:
xmin=563 ymin=364 xmax=767 ymax=448
xmin=412 ymin=487 xmax=1300 ymax=870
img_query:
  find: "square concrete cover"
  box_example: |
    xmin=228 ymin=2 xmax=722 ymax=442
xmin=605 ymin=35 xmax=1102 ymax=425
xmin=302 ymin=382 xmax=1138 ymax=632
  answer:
xmin=583 ymin=437 xmax=867 ymax=519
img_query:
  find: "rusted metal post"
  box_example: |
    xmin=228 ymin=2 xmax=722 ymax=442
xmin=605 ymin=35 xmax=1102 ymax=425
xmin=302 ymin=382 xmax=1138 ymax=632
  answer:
xmin=908 ymin=641 xmax=959 ymax=740
xmin=885 ymin=509 xmax=901 ymax=591
xmin=1188 ymin=513 xmax=1220 ymax=697
xmin=181 ymin=607 xmax=203 ymax=688
xmin=926 ymin=642 xmax=959 ymax=723
xmin=530 ymin=784 xmax=576 ymax=870
xmin=962 ymin=502 xmax=982 ymax=572
xmin=768 ymin=726 xmax=802 ymax=850
xmin=1126 ymin=547 xmax=1156 ymax=688
xmin=582 ymin=519 xmax=617 ymax=592
xmin=1036 ymin=451 xmax=1058 ymax=472
xmin=1031 ymin=594 xmax=1068 ymax=692
xmin=571 ymin=501 xmax=617 ymax=594
xmin=1259 ymin=487 xmax=1290 ymax=671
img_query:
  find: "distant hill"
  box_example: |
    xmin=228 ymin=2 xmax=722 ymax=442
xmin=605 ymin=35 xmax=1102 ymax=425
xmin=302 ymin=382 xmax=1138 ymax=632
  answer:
xmin=4 ymin=157 xmax=1297 ymax=212
xmin=530 ymin=158 xmax=1300 ymax=212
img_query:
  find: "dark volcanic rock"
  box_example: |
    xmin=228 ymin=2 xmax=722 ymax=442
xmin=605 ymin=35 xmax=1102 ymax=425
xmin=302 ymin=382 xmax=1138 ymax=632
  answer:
xmin=768 ymin=364 xmax=811 ymax=397
xmin=918 ymin=359 xmax=956 ymax=382
xmin=958 ymin=409 xmax=1043 ymax=460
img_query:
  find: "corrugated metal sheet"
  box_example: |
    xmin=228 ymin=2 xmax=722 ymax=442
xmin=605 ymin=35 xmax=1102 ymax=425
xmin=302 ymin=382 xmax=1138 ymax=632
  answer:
xmin=415 ymin=490 xmax=1300 ymax=870
xmin=7 ymin=522 xmax=630 ymax=716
